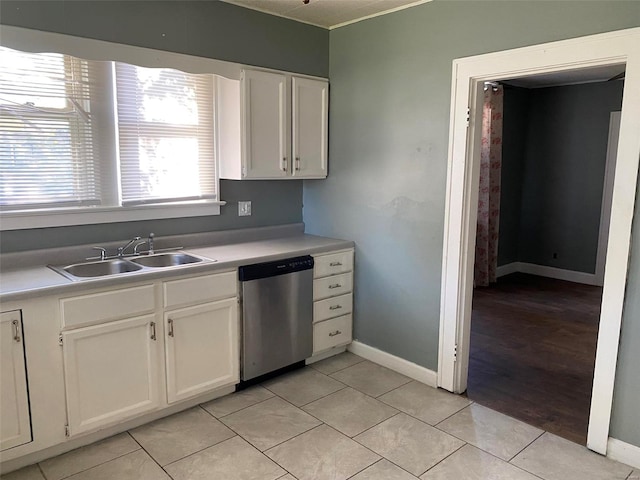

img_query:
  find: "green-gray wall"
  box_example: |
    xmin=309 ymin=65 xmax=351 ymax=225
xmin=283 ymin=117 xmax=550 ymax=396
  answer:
xmin=0 ymin=0 xmax=328 ymax=252
xmin=499 ymin=81 xmax=624 ymax=273
xmin=303 ymin=0 xmax=640 ymax=446
xmin=498 ymin=86 xmax=530 ymax=267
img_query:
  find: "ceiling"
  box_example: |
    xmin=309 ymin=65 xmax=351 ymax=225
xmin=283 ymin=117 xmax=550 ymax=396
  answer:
xmin=503 ymin=64 xmax=626 ymax=89
xmin=220 ymin=0 xmax=431 ymax=29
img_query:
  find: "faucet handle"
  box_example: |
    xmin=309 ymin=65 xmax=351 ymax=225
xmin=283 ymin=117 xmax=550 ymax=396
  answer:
xmin=92 ymin=246 xmax=107 ymax=261
xmin=148 ymin=232 xmax=155 ymax=255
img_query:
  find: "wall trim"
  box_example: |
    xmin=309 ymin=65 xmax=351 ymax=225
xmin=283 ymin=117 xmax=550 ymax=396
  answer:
xmin=607 ymin=437 xmax=640 ymax=470
xmin=348 ymin=341 xmax=437 ymax=387
xmin=496 ymin=262 xmax=601 ymax=286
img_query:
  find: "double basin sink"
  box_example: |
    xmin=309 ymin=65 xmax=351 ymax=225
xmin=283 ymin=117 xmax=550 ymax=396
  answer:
xmin=50 ymin=252 xmax=211 ymax=281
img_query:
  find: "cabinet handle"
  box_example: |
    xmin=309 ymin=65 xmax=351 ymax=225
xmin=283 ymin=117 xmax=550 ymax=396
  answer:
xmin=11 ymin=319 xmax=20 ymax=343
xmin=328 ymin=283 xmax=342 ymax=289
xmin=329 ymin=305 xmax=342 ymax=311
xmin=282 ymin=157 xmax=288 ymax=172
xmin=329 ymin=330 xmax=342 ymax=337
xmin=295 ymin=156 xmax=301 ymax=171
xmin=168 ymin=319 xmax=174 ymax=337
xmin=150 ymin=321 xmax=156 ymax=341
xmin=329 ymin=261 xmax=343 ymax=267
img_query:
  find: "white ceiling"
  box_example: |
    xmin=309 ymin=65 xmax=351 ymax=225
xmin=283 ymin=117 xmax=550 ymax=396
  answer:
xmin=220 ymin=0 xmax=431 ymax=29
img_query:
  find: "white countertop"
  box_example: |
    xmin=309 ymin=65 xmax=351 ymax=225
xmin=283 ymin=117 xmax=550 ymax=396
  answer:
xmin=0 ymin=234 xmax=354 ymax=303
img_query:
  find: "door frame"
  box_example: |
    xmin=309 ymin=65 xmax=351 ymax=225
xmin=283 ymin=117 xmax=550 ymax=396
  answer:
xmin=438 ymin=28 xmax=640 ymax=455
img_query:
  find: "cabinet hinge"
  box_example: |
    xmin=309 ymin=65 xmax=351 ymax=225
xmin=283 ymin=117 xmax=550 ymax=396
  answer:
xmin=58 ymin=335 xmax=63 ymax=346
xmin=64 ymin=424 xmax=70 ymax=437
xmin=466 ymin=108 xmax=470 ymax=127
xmin=242 ymin=165 xmax=247 ymax=177
xmin=453 ymin=343 xmax=458 ymax=362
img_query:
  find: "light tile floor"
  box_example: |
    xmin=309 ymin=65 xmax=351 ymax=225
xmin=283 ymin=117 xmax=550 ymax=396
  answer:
xmin=2 ymin=353 xmax=636 ymax=480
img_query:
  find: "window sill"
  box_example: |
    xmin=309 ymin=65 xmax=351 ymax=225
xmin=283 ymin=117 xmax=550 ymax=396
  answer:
xmin=0 ymin=201 xmax=225 ymax=231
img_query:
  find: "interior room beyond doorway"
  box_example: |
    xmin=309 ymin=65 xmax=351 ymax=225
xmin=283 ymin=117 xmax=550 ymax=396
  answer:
xmin=468 ymin=72 xmax=624 ymax=446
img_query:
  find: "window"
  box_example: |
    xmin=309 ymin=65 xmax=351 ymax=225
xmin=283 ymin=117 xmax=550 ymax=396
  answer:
xmin=0 ymin=49 xmax=100 ymax=209
xmin=0 ymin=46 xmax=219 ymax=225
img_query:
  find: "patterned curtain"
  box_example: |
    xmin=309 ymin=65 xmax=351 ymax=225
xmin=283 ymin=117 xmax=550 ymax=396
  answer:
xmin=475 ymin=85 xmax=503 ymax=288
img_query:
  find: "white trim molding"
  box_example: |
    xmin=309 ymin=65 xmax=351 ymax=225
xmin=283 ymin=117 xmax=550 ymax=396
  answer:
xmin=496 ymin=262 xmax=600 ymax=286
xmin=607 ymin=437 xmax=640 ymax=470
xmin=348 ymin=341 xmax=438 ymax=387
xmin=438 ymin=27 xmax=640 ymax=456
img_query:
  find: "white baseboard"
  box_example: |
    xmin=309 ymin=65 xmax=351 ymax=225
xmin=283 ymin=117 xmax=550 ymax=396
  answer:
xmin=496 ymin=262 xmax=601 ymax=286
xmin=608 ymin=437 xmax=640 ymax=470
xmin=347 ymin=341 xmax=438 ymax=387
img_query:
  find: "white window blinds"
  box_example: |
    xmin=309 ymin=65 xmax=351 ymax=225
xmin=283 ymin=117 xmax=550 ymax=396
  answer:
xmin=114 ymin=63 xmax=216 ymax=206
xmin=0 ymin=49 xmax=100 ymax=209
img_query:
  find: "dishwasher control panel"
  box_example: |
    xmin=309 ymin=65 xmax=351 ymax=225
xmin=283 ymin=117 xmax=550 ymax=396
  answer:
xmin=239 ymin=255 xmax=314 ymax=282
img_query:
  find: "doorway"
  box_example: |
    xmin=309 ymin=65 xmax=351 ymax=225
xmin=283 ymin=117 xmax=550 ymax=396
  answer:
xmin=437 ymin=28 xmax=640 ymax=456
xmin=466 ymin=79 xmax=622 ymax=445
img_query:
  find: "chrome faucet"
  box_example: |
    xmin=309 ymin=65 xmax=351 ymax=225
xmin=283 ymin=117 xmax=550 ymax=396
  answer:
xmin=117 ymin=236 xmax=141 ymax=257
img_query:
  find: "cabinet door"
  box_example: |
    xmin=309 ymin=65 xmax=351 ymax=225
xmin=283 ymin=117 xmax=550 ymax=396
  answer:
xmin=242 ymin=69 xmax=290 ymax=178
xmin=292 ymin=77 xmax=328 ymax=178
xmin=165 ymin=298 xmax=239 ymax=404
xmin=1 ymin=311 xmax=31 ymax=451
xmin=62 ymin=315 xmax=160 ymax=436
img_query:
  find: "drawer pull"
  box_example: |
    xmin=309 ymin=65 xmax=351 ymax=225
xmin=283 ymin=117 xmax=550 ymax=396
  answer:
xmin=329 ymin=261 xmax=343 ymax=266
xmin=150 ymin=321 xmax=157 ymax=341
xmin=12 ymin=319 xmax=20 ymax=343
xmin=168 ymin=318 xmax=175 ymax=337
xmin=328 ymin=283 xmax=342 ymax=289
xmin=329 ymin=305 xmax=343 ymax=310
xmin=329 ymin=330 xmax=342 ymax=337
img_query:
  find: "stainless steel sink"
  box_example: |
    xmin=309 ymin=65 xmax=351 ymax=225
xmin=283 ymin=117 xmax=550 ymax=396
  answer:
xmin=52 ymin=259 xmax=143 ymax=280
xmin=130 ymin=252 xmax=204 ymax=268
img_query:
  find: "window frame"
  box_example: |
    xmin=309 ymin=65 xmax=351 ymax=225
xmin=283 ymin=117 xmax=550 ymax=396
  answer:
xmin=0 ymin=26 xmax=242 ymax=231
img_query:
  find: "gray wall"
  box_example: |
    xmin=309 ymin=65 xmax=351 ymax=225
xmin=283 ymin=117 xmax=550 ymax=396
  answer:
xmin=303 ymin=0 xmax=640 ymax=445
xmin=498 ymin=82 xmax=624 ymax=273
xmin=498 ymin=86 xmax=530 ymax=267
xmin=518 ymin=82 xmax=624 ymax=272
xmin=0 ymin=1 xmax=328 ymax=253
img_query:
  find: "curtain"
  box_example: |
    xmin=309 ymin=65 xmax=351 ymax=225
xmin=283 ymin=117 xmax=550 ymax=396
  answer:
xmin=475 ymin=85 xmax=503 ymax=288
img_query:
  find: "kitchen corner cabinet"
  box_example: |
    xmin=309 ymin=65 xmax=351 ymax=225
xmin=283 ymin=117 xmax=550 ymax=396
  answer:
xmin=218 ymin=69 xmax=328 ymax=180
xmin=1 ymin=310 xmax=32 ymax=451
xmin=312 ymin=249 xmax=354 ymax=354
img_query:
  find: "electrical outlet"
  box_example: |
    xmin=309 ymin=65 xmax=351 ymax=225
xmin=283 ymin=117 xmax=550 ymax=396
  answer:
xmin=238 ymin=201 xmax=252 ymax=216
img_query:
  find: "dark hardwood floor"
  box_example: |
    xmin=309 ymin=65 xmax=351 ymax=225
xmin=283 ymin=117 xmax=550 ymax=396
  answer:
xmin=467 ymin=272 xmax=603 ymax=445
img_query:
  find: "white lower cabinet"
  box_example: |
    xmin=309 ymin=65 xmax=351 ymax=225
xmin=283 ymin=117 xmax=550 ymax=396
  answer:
xmin=312 ymin=249 xmax=354 ymax=355
xmin=59 ymin=271 xmax=239 ymax=437
xmin=1 ymin=310 xmax=32 ymax=451
xmin=165 ymin=298 xmax=238 ymax=404
xmin=62 ymin=314 xmax=161 ymax=436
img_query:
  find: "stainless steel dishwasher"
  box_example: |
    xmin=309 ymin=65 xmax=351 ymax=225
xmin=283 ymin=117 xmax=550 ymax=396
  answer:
xmin=239 ymin=255 xmax=314 ymax=381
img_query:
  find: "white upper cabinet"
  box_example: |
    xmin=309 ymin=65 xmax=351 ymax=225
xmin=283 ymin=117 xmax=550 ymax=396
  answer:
xmin=1 ymin=311 xmax=31 ymax=451
xmin=292 ymin=76 xmax=328 ymax=178
xmin=218 ymin=69 xmax=328 ymax=180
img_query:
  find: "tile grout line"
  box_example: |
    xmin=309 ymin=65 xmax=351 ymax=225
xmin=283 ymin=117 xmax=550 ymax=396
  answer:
xmin=507 ymin=430 xmax=546 ymax=463
xmin=39 ymin=433 xmax=145 ymax=480
xmin=199 ymin=393 xmax=275 ymax=420
xmin=159 ymin=434 xmax=240 ymax=469
xmin=126 ymin=429 xmax=176 ymax=477
xmin=417 ymin=441 xmax=467 ymax=477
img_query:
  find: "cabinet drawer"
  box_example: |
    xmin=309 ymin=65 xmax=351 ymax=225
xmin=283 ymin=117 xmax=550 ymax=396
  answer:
xmin=164 ymin=271 xmax=237 ymax=309
xmin=314 ymin=293 xmax=352 ymax=323
xmin=313 ymin=314 xmax=352 ymax=353
xmin=313 ymin=273 xmax=352 ymax=301
xmin=314 ymin=250 xmax=353 ymax=278
xmin=61 ymin=284 xmax=155 ymax=329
